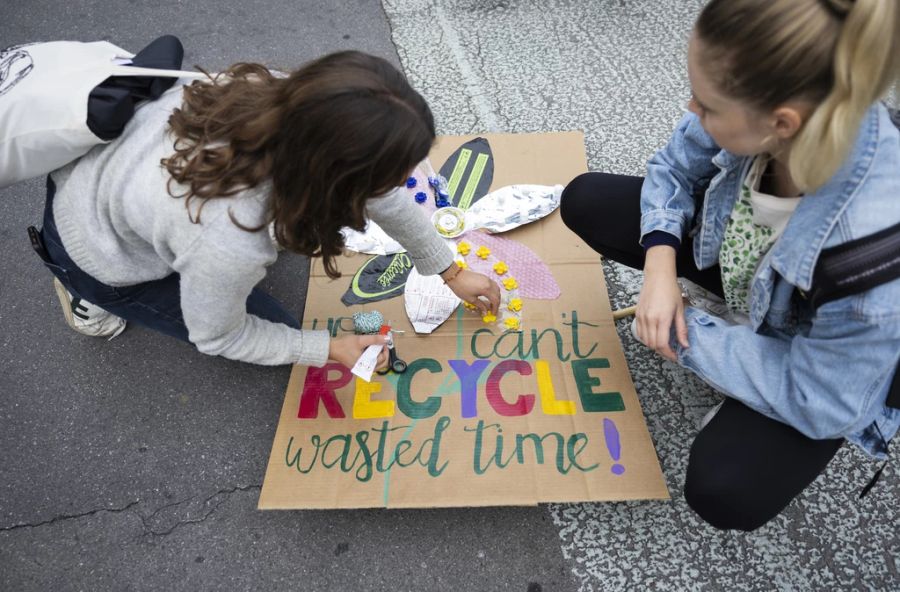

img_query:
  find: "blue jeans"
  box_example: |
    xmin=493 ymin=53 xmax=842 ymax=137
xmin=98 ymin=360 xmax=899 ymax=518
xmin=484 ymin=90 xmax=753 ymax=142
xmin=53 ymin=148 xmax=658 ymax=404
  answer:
xmin=35 ymin=177 xmax=300 ymax=342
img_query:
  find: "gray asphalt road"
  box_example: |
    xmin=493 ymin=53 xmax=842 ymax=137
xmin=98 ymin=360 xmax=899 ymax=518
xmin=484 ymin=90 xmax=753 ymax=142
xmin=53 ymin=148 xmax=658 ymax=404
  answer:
xmin=0 ymin=2 xmax=575 ymax=591
xmin=3 ymin=1 xmax=899 ymax=591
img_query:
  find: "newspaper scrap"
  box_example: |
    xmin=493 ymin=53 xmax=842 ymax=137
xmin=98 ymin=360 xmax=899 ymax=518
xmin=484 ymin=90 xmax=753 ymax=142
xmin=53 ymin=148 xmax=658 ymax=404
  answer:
xmin=404 ymin=268 xmax=461 ymax=334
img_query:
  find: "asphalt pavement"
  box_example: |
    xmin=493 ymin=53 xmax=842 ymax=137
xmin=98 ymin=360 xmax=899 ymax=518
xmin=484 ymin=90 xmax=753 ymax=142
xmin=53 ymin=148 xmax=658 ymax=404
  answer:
xmin=2 ymin=1 xmax=898 ymax=591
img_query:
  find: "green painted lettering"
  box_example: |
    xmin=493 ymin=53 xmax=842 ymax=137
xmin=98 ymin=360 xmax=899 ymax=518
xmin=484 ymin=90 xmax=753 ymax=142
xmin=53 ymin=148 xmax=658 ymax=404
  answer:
xmin=571 ymin=358 xmax=625 ymax=412
xmin=397 ymin=358 xmax=443 ymax=419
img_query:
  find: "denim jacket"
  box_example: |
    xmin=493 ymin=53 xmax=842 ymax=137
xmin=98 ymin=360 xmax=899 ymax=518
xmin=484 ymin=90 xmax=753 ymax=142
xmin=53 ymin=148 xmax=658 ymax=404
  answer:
xmin=640 ymin=105 xmax=900 ymax=458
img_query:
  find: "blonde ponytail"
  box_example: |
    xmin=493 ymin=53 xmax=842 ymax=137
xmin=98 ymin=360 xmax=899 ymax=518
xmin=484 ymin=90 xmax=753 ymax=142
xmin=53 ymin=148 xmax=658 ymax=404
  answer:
xmin=696 ymin=0 xmax=900 ymax=192
xmin=790 ymin=0 xmax=900 ymax=191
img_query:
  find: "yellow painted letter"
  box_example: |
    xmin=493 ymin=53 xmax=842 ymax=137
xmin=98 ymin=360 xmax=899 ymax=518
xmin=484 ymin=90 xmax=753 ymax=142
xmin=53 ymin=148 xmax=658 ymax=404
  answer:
xmin=536 ymin=360 xmax=575 ymax=415
xmin=353 ymin=378 xmax=395 ymax=419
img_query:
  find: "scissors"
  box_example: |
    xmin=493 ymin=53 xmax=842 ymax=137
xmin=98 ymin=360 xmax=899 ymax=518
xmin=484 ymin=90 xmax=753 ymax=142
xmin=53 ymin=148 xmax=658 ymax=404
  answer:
xmin=376 ymin=324 xmax=408 ymax=375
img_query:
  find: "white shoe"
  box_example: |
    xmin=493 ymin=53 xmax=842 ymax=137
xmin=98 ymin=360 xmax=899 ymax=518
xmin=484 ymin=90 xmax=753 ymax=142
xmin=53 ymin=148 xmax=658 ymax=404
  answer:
xmin=678 ymin=278 xmax=745 ymax=324
xmin=53 ymin=278 xmax=127 ymax=339
xmin=630 ymin=317 xmax=642 ymax=343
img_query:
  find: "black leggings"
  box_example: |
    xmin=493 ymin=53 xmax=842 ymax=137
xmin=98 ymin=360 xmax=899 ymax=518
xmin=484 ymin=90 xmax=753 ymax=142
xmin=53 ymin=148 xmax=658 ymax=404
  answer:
xmin=561 ymin=172 xmax=843 ymax=531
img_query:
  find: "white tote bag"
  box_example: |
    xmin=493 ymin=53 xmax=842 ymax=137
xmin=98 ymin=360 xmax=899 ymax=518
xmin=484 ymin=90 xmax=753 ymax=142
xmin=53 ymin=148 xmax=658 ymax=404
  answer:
xmin=0 ymin=40 xmax=204 ymax=189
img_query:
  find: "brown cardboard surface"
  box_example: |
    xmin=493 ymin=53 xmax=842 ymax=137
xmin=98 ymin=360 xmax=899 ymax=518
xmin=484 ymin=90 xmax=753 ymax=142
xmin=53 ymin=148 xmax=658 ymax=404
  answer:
xmin=258 ymin=132 xmax=669 ymax=509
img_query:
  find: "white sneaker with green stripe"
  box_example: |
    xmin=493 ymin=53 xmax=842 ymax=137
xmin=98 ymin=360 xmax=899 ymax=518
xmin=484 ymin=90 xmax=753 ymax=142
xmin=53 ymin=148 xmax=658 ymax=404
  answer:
xmin=53 ymin=278 xmax=127 ymax=339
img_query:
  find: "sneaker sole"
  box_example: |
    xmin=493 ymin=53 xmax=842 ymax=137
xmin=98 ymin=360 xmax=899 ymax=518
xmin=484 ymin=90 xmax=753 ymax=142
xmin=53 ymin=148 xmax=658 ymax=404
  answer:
xmin=52 ymin=277 xmax=80 ymax=332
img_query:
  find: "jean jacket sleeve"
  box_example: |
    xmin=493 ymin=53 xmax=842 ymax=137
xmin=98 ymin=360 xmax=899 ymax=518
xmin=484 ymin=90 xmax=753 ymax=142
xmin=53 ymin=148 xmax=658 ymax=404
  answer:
xmin=676 ymin=307 xmax=898 ymax=440
xmin=640 ymin=112 xmax=721 ymax=245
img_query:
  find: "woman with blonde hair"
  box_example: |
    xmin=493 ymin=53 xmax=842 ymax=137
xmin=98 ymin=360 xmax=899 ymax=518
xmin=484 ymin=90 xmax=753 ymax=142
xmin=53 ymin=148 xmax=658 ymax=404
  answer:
xmin=562 ymin=0 xmax=900 ymax=530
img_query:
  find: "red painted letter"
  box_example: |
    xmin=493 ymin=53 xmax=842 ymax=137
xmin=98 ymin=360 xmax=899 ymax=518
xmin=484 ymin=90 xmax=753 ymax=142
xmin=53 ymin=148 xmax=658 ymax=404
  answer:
xmin=298 ymin=364 xmax=351 ymax=419
xmin=486 ymin=360 xmax=535 ymax=417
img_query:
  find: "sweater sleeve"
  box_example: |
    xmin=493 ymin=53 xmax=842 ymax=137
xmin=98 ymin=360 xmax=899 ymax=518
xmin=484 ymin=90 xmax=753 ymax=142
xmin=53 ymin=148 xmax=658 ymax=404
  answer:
xmin=366 ymin=188 xmax=455 ymax=275
xmin=172 ymin=214 xmax=330 ymax=367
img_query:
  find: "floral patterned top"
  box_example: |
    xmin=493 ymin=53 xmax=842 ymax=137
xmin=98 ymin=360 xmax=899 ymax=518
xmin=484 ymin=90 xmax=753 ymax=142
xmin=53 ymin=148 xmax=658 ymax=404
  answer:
xmin=719 ymin=156 xmax=803 ymax=314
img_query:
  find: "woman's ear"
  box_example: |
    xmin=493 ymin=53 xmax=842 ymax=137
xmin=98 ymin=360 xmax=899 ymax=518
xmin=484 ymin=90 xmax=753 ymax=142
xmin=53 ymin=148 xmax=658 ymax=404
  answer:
xmin=770 ymin=104 xmax=808 ymax=140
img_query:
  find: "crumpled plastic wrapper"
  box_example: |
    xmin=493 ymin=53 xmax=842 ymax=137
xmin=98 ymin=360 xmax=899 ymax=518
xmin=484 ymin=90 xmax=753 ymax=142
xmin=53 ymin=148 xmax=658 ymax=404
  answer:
xmin=341 ymin=220 xmax=403 ymax=255
xmin=341 ymin=181 xmax=564 ymax=256
xmin=465 ymin=184 xmax=564 ymax=234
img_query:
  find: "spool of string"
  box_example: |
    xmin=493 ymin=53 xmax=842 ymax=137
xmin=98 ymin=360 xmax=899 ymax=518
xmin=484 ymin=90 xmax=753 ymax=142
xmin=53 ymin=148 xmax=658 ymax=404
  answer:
xmin=352 ymin=311 xmax=384 ymax=335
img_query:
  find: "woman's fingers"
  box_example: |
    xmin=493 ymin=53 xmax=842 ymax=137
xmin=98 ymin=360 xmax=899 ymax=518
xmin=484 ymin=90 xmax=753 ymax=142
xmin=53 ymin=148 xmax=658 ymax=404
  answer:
xmin=675 ymin=303 xmax=690 ymax=350
xmin=485 ymin=280 xmax=501 ymax=314
xmin=375 ymin=348 xmax=389 ymax=370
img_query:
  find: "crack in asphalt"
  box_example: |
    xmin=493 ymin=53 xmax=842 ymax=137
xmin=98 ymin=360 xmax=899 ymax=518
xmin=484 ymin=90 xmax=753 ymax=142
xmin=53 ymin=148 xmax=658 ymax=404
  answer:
xmin=0 ymin=485 xmax=261 ymax=538
xmin=0 ymin=501 xmax=141 ymax=533
xmin=135 ymin=484 xmax=261 ymax=539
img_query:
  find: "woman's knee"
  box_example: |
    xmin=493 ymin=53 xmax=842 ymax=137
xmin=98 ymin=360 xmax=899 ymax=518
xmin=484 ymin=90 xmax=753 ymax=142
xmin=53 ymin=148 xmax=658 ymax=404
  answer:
xmin=560 ymin=172 xmax=609 ymax=233
xmin=684 ymin=440 xmax=781 ymax=531
xmin=560 ymin=171 xmax=644 ymax=243
xmin=684 ymin=477 xmax=773 ymax=532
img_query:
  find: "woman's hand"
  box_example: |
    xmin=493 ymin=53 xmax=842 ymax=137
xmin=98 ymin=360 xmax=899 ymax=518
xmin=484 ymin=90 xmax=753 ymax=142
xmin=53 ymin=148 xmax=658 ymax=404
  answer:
xmin=635 ymin=246 xmax=689 ymax=362
xmin=442 ymin=267 xmax=501 ymax=315
xmin=328 ymin=334 xmax=390 ymax=370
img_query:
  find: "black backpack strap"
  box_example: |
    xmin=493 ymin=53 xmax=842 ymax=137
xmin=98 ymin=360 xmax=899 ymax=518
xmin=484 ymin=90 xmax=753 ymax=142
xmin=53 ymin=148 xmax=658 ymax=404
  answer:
xmin=888 ymin=362 xmax=900 ymax=411
xmin=807 ymin=221 xmax=900 ymax=309
xmin=806 ymin=221 xmax=900 ymax=410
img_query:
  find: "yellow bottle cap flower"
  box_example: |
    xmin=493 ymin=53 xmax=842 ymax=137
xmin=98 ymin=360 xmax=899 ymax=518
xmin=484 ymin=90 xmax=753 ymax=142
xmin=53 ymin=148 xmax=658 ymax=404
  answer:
xmin=456 ymin=260 xmax=468 ymax=269
xmin=507 ymin=298 xmax=523 ymax=312
xmin=482 ymin=312 xmax=497 ymax=323
xmin=463 ymin=301 xmax=477 ymax=310
xmin=476 ymin=246 xmax=491 ymax=259
xmin=457 ymin=242 xmax=471 ymax=255
xmin=504 ymin=317 xmax=520 ymax=330
xmin=502 ymin=277 xmax=518 ymax=290
xmin=492 ymin=261 xmax=508 ymax=275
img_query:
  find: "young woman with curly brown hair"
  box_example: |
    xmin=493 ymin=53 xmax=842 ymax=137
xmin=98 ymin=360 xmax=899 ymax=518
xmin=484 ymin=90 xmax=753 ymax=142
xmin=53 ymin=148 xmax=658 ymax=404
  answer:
xmin=37 ymin=51 xmax=500 ymax=369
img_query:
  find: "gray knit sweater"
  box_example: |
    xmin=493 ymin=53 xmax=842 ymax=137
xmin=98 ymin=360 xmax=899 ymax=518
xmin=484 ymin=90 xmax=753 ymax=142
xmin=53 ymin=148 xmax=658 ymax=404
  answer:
xmin=51 ymin=84 xmax=453 ymax=366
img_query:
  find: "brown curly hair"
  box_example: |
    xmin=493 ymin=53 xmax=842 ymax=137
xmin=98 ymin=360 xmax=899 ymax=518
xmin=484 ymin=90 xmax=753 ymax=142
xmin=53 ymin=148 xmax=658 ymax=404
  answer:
xmin=162 ymin=51 xmax=436 ymax=278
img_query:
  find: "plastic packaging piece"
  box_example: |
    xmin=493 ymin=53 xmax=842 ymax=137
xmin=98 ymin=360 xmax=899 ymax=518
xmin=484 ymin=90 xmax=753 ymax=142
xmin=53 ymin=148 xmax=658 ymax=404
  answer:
xmin=431 ymin=207 xmax=467 ymax=238
xmin=465 ymin=184 xmax=564 ymax=234
xmin=341 ymin=219 xmax=403 ymax=255
xmin=436 ymin=137 xmax=494 ymax=210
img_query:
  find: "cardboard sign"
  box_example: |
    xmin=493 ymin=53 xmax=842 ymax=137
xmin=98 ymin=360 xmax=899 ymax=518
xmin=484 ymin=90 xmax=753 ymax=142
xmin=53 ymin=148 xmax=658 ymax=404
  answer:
xmin=259 ymin=132 xmax=669 ymax=509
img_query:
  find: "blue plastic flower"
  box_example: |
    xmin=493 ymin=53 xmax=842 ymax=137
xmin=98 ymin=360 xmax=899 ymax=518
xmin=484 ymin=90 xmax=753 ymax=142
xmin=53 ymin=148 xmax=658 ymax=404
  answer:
xmin=414 ymin=191 xmax=428 ymax=204
xmin=406 ymin=177 xmax=417 ymax=189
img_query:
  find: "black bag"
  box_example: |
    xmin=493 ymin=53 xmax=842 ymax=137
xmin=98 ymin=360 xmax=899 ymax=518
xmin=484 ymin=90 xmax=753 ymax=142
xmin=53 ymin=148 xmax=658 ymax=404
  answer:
xmin=806 ymin=220 xmax=900 ymax=411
